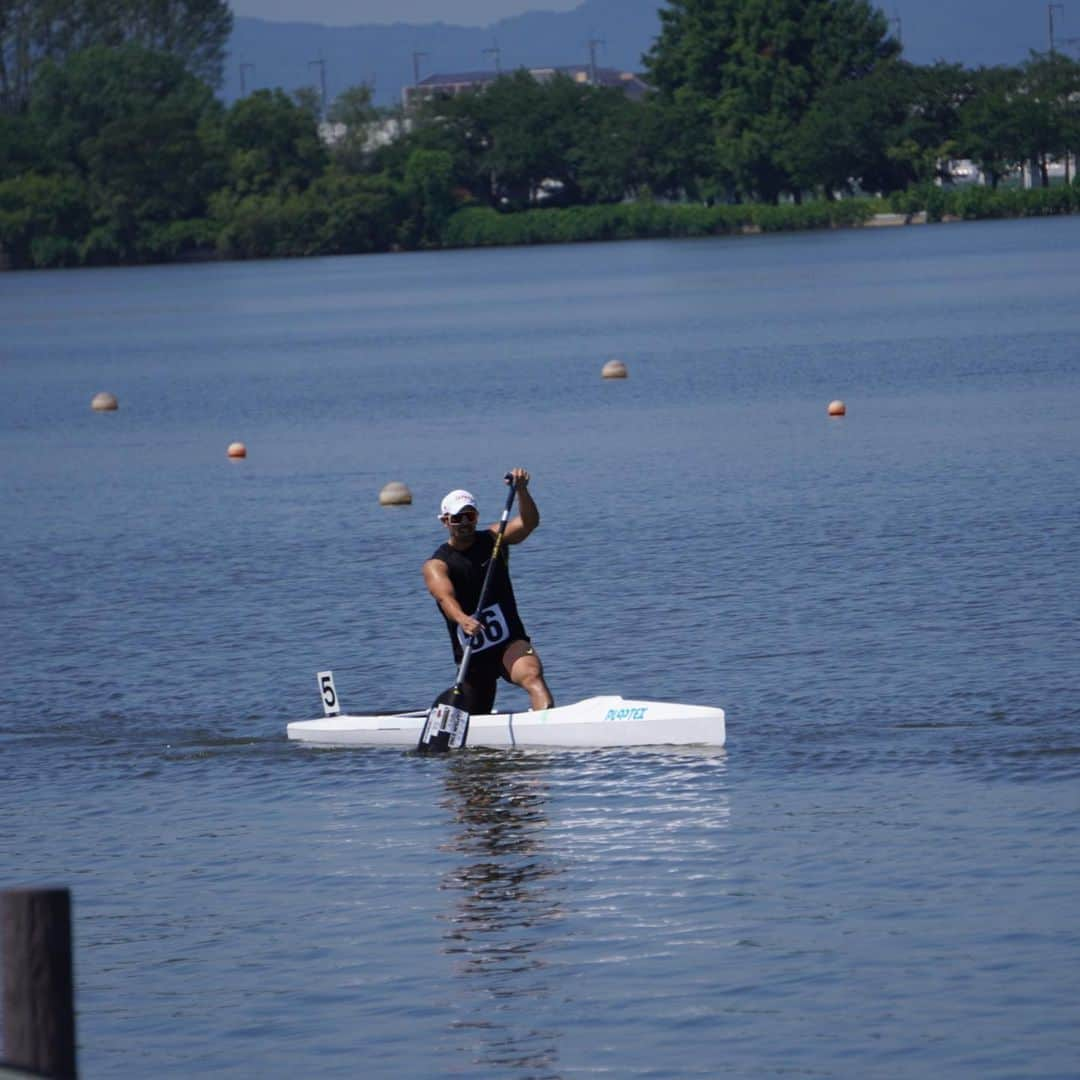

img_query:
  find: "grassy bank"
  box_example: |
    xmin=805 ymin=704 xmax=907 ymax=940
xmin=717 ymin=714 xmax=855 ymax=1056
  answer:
xmin=441 ymin=198 xmax=881 ymax=248
xmin=891 ymin=180 xmax=1080 ymax=221
xmin=440 ymin=182 xmax=1080 ymax=251
xmin=6 ymin=181 xmax=1080 ymax=271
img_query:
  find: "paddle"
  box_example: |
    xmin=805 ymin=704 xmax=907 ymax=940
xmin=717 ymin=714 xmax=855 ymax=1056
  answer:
xmin=417 ymin=473 xmax=519 ymax=754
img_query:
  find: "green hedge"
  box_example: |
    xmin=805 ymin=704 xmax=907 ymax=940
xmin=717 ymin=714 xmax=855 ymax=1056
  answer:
xmin=441 ymin=198 xmax=879 ymax=249
xmin=10 ymin=177 xmax=1078 ymax=271
xmin=441 ymin=184 xmax=1080 ymax=251
xmin=891 ymin=180 xmax=1080 ymax=222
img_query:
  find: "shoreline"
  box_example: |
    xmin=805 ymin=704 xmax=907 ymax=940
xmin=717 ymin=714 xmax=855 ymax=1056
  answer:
xmin=2 ymin=192 xmax=1077 ymax=272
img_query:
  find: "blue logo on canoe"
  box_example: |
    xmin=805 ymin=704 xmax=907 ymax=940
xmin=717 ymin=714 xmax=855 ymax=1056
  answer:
xmin=605 ymin=707 xmax=648 ymax=721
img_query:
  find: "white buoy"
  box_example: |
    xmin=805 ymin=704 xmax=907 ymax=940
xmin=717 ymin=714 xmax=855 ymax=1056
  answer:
xmin=602 ymin=359 xmax=628 ymax=379
xmin=227 ymin=441 xmax=247 ymax=459
xmin=91 ymin=392 xmax=118 ymax=412
xmin=827 ymin=400 xmax=846 ymax=417
xmin=379 ymin=481 xmax=412 ymax=506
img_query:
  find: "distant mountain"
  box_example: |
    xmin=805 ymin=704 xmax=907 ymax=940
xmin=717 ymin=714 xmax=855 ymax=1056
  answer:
xmin=224 ymin=0 xmax=1061 ymax=108
xmin=225 ymin=0 xmax=662 ymax=107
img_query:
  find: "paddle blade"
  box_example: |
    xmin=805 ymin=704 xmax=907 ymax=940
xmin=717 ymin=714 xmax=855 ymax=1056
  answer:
xmin=417 ymin=690 xmax=470 ymax=753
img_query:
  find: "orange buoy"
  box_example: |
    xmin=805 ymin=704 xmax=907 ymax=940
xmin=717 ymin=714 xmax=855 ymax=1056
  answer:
xmin=601 ymin=359 xmax=628 ymax=379
xmin=227 ymin=441 xmax=247 ymax=459
xmin=91 ymin=392 xmax=118 ymax=412
xmin=379 ymin=481 xmax=412 ymax=506
xmin=827 ymin=400 xmax=846 ymax=417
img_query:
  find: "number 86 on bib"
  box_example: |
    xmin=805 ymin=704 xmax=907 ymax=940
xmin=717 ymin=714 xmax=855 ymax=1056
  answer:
xmin=456 ymin=603 xmax=509 ymax=653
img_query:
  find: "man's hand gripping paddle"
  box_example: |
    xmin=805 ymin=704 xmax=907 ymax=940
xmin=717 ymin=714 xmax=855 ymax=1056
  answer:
xmin=417 ymin=474 xmax=518 ymax=754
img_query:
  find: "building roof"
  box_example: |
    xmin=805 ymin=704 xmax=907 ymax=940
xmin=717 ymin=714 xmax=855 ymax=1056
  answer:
xmin=405 ymin=64 xmax=650 ymax=107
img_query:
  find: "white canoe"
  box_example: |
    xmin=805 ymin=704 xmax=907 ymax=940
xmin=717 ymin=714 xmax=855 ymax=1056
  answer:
xmin=287 ymin=695 xmax=725 ymax=749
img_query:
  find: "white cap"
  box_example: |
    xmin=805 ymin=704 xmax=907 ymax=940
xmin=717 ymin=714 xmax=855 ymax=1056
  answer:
xmin=439 ymin=489 xmax=477 ymax=518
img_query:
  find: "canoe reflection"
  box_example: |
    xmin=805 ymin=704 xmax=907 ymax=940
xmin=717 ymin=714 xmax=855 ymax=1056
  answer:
xmin=439 ymin=750 xmax=563 ymax=1072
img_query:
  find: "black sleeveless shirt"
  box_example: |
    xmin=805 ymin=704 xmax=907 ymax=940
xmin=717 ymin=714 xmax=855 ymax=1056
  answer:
xmin=431 ymin=530 xmax=528 ymax=661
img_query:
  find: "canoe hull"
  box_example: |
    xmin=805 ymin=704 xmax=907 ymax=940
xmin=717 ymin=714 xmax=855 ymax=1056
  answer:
xmin=286 ymin=695 xmax=725 ymax=749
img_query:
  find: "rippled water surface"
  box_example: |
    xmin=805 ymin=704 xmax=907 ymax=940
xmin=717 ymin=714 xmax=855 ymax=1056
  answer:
xmin=3 ymin=219 xmax=1079 ymax=1077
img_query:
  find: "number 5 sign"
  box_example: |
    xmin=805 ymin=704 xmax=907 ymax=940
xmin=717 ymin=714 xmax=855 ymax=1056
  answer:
xmin=317 ymin=670 xmax=340 ymax=716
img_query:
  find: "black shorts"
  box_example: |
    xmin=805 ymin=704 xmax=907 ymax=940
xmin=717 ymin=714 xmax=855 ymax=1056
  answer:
xmin=452 ymin=640 xmax=526 ymax=715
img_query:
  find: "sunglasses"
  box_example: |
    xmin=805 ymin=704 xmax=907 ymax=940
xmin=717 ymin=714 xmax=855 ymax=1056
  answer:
xmin=447 ymin=508 xmax=478 ymax=524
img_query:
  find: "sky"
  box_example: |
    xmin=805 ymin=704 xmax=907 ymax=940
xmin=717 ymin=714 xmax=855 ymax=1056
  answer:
xmin=228 ymin=0 xmax=583 ymax=25
xmin=226 ymin=1 xmax=1073 ymax=72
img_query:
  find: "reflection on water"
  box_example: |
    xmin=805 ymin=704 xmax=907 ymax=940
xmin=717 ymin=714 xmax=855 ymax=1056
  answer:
xmin=439 ymin=751 xmax=564 ymax=1075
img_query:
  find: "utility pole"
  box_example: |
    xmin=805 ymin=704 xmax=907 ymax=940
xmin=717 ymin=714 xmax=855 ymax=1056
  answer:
xmin=483 ymin=42 xmax=502 ymax=73
xmin=239 ymin=62 xmax=254 ymax=95
xmin=412 ymin=50 xmax=428 ymax=86
xmin=587 ymin=35 xmax=605 ymax=84
xmin=308 ymin=54 xmax=327 ymax=117
xmin=1049 ymin=3 xmax=1065 ymax=55
xmin=1046 ymin=4 xmax=1076 ymax=182
xmin=889 ymin=9 xmax=903 ymax=47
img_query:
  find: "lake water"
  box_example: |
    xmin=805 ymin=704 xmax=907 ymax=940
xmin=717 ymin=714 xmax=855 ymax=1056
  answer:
xmin=2 ymin=219 xmax=1079 ymax=1078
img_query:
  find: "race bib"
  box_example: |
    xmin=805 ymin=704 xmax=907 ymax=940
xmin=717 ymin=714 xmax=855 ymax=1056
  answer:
xmin=456 ymin=603 xmax=510 ymax=654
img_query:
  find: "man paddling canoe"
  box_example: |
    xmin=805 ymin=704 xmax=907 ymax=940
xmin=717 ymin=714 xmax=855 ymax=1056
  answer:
xmin=423 ymin=468 xmax=555 ymax=715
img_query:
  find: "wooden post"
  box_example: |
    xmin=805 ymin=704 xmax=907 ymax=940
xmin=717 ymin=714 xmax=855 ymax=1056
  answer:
xmin=1 ymin=888 xmax=77 ymax=1079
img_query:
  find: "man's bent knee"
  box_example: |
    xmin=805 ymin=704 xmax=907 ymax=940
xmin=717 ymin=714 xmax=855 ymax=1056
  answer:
xmin=503 ymin=639 xmax=539 ymax=674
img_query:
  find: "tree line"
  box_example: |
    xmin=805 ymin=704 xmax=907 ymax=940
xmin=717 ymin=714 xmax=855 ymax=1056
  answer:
xmin=2 ymin=0 xmax=1080 ymax=270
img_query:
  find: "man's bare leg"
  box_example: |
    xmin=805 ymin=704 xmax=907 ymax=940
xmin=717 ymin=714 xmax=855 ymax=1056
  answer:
xmin=504 ymin=639 xmax=554 ymax=710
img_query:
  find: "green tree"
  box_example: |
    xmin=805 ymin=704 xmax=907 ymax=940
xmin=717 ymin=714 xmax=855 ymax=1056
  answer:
xmin=1015 ymin=53 xmax=1080 ymax=185
xmin=212 ymin=165 xmax=402 ymax=260
xmin=461 ymin=70 xmax=564 ymax=208
xmin=129 ymin=0 xmax=232 ymax=88
xmin=0 ymin=171 xmax=90 ymax=267
xmin=399 ymin=73 xmax=542 ymax=208
xmin=29 ymin=44 xmax=225 ymax=262
xmin=883 ymin=62 xmax=976 ymax=186
xmin=1 ymin=0 xmax=231 ymax=112
xmin=636 ymin=92 xmax=726 ymax=201
xmin=325 ymin=84 xmax=383 ymax=172
xmin=788 ymin=60 xmax=913 ymax=196
xmin=403 ymin=147 xmax=456 ymax=245
xmin=644 ymin=0 xmax=900 ymax=202
xmin=222 ymin=89 xmax=328 ymax=198
xmin=544 ymin=77 xmax=642 ymax=204
xmin=292 ymin=85 xmax=324 ymax=123
xmin=0 ymin=107 xmax=45 ymax=178
xmin=210 ymin=191 xmax=308 ymax=259
xmin=307 ymin=168 xmax=403 ymax=253
xmin=408 ymin=71 xmax=645 ymax=209
xmin=957 ymin=66 xmax=1027 ymax=188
